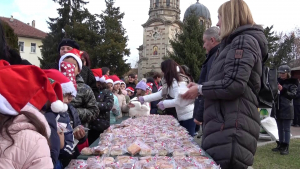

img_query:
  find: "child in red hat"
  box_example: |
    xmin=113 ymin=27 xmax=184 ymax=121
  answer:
xmin=89 ymin=68 xmax=114 ymax=144
xmin=59 ymin=50 xmax=99 ymax=127
xmin=105 ymin=76 xmax=121 ymax=124
xmin=0 ymin=65 xmax=62 ymax=169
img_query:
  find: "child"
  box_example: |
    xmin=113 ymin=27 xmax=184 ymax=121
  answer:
xmin=126 ymin=87 xmax=135 ymax=99
xmin=129 ymin=80 xmax=150 ymax=117
xmin=146 ymin=82 xmax=153 ymax=95
xmin=110 ymin=75 xmax=129 ymax=118
xmin=89 ymin=68 xmax=114 ymax=144
xmin=59 ymin=49 xmax=99 ymax=127
xmin=0 ymin=65 xmax=67 ymax=169
xmin=106 ymin=77 xmax=121 ymax=124
xmin=120 ymin=81 xmax=126 ymax=90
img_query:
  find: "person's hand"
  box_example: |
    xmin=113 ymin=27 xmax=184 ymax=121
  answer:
xmin=127 ymin=102 xmax=135 ymax=108
xmin=57 ymin=131 xmax=65 ymax=149
xmin=187 ymin=82 xmax=198 ymax=88
xmin=194 ymin=119 xmax=202 ymax=125
xmin=74 ymin=128 xmax=85 ymax=140
xmin=278 ymin=84 xmax=283 ymax=91
xmin=181 ymin=85 xmax=201 ymax=100
xmin=138 ymin=96 xmax=145 ymax=104
xmin=157 ymin=101 xmax=165 ymax=110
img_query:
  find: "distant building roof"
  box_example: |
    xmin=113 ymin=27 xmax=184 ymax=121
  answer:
xmin=0 ymin=16 xmax=47 ymax=39
xmin=291 ymin=66 xmax=300 ymax=71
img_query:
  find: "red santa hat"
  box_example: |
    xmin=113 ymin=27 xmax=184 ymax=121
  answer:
xmin=91 ymin=68 xmax=103 ymax=82
xmin=109 ymin=75 xmax=121 ymax=85
xmin=0 ymin=60 xmax=10 ymax=66
xmin=43 ymin=69 xmax=77 ymax=98
xmin=59 ymin=49 xmax=83 ymax=71
xmin=126 ymin=87 xmax=134 ymax=93
xmin=146 ymin=82 xmax=153 ymax=91
xmin=60 ymin=61 xmax=77 ymax=90
xmin=0 ymin=65 xmax=66 ymax=116
xmin=105 ymin=75 xmax=113 ymax=84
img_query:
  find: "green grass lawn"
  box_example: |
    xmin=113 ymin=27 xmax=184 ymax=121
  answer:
xmin=253 ymin=139 xmax=300 ymax=169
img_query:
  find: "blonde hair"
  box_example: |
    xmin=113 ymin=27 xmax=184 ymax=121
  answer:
xmin=218 ymin=0 xmax=255 ymax=39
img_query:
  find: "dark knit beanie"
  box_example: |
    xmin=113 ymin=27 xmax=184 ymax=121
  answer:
xmin=57 ymin=38 xmax=80 ymax=53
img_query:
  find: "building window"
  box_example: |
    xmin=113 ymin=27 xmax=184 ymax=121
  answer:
xmin=156 ymin=0 xmax=159 ymax=7
xmin=19 ymin=42 xmax=24 ymax=52
xmin=166 ymin=0 xmax=170 ymax=6
xmin=31 ymin=43 xmax=36 ymax=53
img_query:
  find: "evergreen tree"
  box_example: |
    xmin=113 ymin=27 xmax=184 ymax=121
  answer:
xmin=263 ymin=25 xmax=279 ymax=67
xmin=40 ymin=0 xmax=101 ymax=67
xmin=273 ymin=33 xmax=295 ymax=68
xmin=2 ymin=22 xmax=18 ymax=50
xmin=96 ymin=0 xmax=130 ymax=76
xmin=168 ymin=12 xmax=206 ymax=82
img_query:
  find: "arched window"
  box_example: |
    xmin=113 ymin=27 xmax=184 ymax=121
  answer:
xmin=166 ymin=0 xmax=170 ymax=6
xmin=156 ymin=0 xmax=159 ymax=7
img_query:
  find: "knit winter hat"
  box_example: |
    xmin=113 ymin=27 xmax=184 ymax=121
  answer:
xmin=60 ymin=61 xmax=77 ymax=90
xmin=59 ymin=49 xmax=83 ymax=71
xmin=109 ymin=75 xmax=121 ymax=85
xmin=57 ymin=38 xmax=80 ymax=53
xmin=43 ymin=69 xmax=77 ymax=97
xmin=126 ymin=87 xmax=134 ymax=93
xmin=136 ymin=80 xmax=148 ymax=91
xmin=91 ymin=68 xmax=103 ymax=82
xmin=0 ymin=65 xmax=66 ymax=115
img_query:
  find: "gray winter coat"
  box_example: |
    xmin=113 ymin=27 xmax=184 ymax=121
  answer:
xmin=201 ymin=25 xmax=268 ymax=169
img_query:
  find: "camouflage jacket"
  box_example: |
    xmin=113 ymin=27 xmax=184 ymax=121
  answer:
xmin=71 ymin=75 xmax=99 ymax=126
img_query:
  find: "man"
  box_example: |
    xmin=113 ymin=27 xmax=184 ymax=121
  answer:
xmin=42 ymin=38 xmax=99 ymax=98
xmin=193 ymin=27 xmax=220 ymax=126
xmin=126 ymin=73 xmax=137 ymax=89
xmin=147 ymin=72 xmax=162 ymax=114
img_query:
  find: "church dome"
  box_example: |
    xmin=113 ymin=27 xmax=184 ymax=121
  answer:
xmin=184 ymin=1 xmax=211 ymax=20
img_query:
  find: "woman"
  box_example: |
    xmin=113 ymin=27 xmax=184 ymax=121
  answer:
xmin=271 ymin=65 xmax=298 ymax=155
xmin=139 ymin=59 xmax=195 ymax=136
xmin=81 ymin=51 xmax=91 ymax=68
xmin=182 ymin=0 xmax=268 ymax=168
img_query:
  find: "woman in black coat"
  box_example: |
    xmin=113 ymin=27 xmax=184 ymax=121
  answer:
xmin=272 ymin=65 xmax=298 ymax=155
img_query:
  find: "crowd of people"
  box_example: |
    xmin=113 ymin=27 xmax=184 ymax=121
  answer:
xmin=0 ymin=0 xmax=300 ymax=169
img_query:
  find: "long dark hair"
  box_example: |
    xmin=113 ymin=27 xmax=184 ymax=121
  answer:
xmin=181 ymin=65 xmax=194 ymax=82
xmin=102 ymin=67 xmax=110 ymax=75
xmin=161 ymin=59 xmax=184 ymax=88
xmin=0 ymin=111 xmax=49 ymax=154
xmin=81 ymin=51 xmax=91 ymax=68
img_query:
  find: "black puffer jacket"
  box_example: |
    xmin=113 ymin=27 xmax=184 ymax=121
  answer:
xmin=273 ymin=78 xmax=298 ymax=119
xmin=193 ymin=44 xmax=219 ymax=122
xmin=201 ymin=25 xmax=267 ymax=169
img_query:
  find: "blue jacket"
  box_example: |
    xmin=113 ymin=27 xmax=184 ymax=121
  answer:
xmin=58 ymin=104 xmax=86 ymax=159
xmin=193 ymin=44 xmax=219 ymax=122
xmin=44 ymin=111 xmax=60 ymax=166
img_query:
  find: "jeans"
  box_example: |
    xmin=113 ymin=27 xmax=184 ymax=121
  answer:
xmin=179 ymin=118 xmax=196 ymax=136
xmin=276 ymin=119 xmax=292 ymax=144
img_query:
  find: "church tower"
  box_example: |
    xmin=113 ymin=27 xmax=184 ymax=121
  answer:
xmin=138 ymin=0 xmax=181 ymax=79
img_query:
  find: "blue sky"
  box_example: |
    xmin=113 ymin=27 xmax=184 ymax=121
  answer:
xmin=1 ymin=0 xmax=300 ymax=67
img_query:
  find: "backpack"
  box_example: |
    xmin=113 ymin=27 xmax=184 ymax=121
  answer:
xmin=249 ymin=53 xmax=278 ymax=108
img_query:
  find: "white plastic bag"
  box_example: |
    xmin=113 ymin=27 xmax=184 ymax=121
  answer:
xmin=261 ymin=117 xmax=279 ymax=141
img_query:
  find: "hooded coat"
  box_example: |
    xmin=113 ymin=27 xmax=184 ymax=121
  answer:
xmin=201 ymin=25 xmax=268 ymax=169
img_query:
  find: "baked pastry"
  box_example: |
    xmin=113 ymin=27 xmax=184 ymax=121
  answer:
xmin=127 ymin=143 xmax=141 ymax=155
xmin=173 ymin=149 xmax=186 ymax=156
xmin=93 ymin=146 xmax=109 ymax=155
xmin=80 ymin=147 xmax=93 ymax=155
xmin=139 ymin=148 xmax=152 ymax=156
xmin=110 ymin=146 xmax=124 ymax=156
xmin=103 ymin=157 xmax=114 ymax=165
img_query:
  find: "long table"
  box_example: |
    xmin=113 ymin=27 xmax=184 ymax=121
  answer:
xmin=77 ymin=116 xmax=213 ymax=160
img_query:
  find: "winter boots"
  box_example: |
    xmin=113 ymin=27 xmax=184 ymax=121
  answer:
xmin=272 ymin=141 xmax=289 ymax=155
xmin=280 ymin=143 xmax=289 ymax=155
xmin=272 ymin=141 xmax=282 ymax=152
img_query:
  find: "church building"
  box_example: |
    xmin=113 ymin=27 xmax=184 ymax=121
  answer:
xmin=138 ymin=0 xmax=212 ymax=79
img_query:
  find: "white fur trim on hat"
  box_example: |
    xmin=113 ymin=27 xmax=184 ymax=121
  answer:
xmin=21 ymin=104 xmax=51 ymax=138
xmin=61 ymin=81 xmax=77 ymax=97
xmin=95 ymin=76 xmax=101 ymax=82
xmin=99 ymin=76 xmax=106 ymax=83
xmin=59 ymin=53 xmax=83 ymax=71
xmin=176 ymin=66 xmax=180 ymax=72
xmin=51 ymin=100 xmax=65 ymax=113
xmin=0 ymin=94 xmax=19 ymax=116
xmin=113 ymin=81 xmax=121 ymax=86
xmin=62 ymin=104 xmax=68 ymax=112
xmin=126 ymin=88 xmax=134 ymax=93
xmin=106 ymin=79 xmax=113 ymax=84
